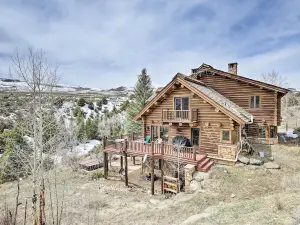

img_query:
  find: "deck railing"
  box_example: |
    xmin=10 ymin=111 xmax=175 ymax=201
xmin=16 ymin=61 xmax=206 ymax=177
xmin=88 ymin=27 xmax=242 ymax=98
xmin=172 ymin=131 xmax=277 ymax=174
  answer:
xmin=123 ymin=140 xmax=196 ymax=160
xmin=161 ymin=109 xmax=198 ymax=123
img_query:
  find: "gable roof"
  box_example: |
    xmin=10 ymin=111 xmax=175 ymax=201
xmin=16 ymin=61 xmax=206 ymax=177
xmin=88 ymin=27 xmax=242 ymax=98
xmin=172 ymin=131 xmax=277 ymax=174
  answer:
xmin=190 ymin=64 xmax=289 ymax=94
xmin=134 ymin=73 xmax=253 ymax=124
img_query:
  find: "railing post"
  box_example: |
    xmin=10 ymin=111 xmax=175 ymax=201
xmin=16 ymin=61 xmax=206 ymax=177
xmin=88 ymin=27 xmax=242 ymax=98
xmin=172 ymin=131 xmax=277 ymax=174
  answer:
xmin=193 ymin=146 xmax=196 ymax=161
xmin=151 ymin=141 xmax=154 ymax=156
xmin=161 ymin=142 xmax=164 ymax=155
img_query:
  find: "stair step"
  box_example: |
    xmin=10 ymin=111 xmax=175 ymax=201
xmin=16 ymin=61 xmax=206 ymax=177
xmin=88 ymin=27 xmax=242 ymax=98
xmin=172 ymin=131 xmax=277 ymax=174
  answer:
xmin=198 ymin=161 xmax=214 ymax=172
xmin=197 ymin=158 xmax=210 ymax=169
xmin=196 ymin=154 xmax=208 ymax=164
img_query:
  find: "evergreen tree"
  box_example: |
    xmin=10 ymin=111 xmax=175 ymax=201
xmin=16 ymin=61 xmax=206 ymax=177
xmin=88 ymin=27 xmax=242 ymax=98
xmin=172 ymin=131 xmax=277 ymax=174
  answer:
xmin=102 ymin=97 xmax=108 ymax=105
xmin=78 ymin=98 xmax=86 ymax=107
xmin=76 ymin=113 xmax=85 ymax=141
xmin=125 ymin=68 xmax=154 ymax=135
xmin=86 ymin=118 xmax=93 ymax=139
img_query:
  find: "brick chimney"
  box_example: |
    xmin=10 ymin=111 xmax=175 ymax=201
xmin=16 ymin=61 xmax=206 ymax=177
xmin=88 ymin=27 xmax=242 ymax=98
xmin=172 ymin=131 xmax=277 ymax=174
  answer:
xmin=228 ymin=63 xmax=238 ymax=75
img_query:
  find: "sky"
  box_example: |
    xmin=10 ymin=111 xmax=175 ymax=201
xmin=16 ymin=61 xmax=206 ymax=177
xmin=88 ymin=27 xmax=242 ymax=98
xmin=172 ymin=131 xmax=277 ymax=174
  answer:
xmin=0 ymin=0 xmax=299 ymax=89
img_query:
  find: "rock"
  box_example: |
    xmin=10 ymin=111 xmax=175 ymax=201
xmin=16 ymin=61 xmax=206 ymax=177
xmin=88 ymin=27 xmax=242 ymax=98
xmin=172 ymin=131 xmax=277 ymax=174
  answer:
xmin=235 ymin=163 xmax=245 ymax=167
xmin=189 ymin=180 xmax=201 ymax=193
xmin=269 ymin=157 xmax=274 ymax=161
xmin=230 ymin=194 xmax=236 ymax=198
xmin=149 ymin=199 xmax=160 ymax=205
xmin=192 ymin=171 xmax=210 ymax=182
xmin=238 ymin=155 xmax=250 ymax=164
xmin=264 ymin=162 xmax=280 ymax=169
xmin=249 ymin=158 xmax=263 ymax=165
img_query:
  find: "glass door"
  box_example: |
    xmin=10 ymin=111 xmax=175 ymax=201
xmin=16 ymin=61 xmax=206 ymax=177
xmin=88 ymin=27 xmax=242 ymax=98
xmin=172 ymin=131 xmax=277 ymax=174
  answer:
xmin=191 ymin=128 xmax=200 ymax=150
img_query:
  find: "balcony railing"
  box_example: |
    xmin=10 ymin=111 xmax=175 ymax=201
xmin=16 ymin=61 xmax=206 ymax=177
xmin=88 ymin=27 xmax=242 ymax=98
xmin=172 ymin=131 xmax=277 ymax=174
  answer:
xmin=161 ymin=109 xmax=198 ymax=123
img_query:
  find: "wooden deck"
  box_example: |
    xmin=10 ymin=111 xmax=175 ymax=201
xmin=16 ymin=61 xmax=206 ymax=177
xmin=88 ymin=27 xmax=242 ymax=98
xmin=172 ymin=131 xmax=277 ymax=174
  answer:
xmin=104 ymin=140 xmax=214 ymax=170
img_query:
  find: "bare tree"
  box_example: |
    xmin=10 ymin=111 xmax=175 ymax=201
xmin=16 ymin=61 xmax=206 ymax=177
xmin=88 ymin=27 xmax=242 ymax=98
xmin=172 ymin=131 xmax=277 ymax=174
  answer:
xmin=262 ymin=70 xmax=288 ymax=87
xmin=9 ymin=47 xmax=65 ymax=224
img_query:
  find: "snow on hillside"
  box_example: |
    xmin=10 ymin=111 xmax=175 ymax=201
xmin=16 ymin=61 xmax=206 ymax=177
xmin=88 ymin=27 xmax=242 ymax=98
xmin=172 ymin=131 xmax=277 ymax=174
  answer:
xmin=0 ymin=78 xmax=134 ymax=93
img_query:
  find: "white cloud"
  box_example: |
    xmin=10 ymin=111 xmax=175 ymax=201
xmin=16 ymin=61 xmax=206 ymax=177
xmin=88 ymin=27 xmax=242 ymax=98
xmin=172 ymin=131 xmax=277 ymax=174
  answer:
xmin=0 ymin=0 xmax=299 ymax=89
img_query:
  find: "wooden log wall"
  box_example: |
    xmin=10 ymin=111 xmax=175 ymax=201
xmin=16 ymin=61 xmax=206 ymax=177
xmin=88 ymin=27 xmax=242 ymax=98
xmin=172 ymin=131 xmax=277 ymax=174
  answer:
xmin=197 ymin=74 xmax=282 ymax=137
xmin=143 ymin=87 xmax=239 ymax=154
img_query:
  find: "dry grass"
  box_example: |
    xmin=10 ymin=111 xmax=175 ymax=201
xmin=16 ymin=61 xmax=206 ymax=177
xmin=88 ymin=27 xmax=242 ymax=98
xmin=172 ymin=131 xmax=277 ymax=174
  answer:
xmin=0 ymin=145 xmax=300 ymax=224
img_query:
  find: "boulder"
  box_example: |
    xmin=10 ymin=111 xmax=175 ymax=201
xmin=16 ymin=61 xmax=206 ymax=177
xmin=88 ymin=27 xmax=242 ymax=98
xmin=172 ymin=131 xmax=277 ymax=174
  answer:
xmin=269 ymin=157 xmax=274 ymax=161
xmin=189 ymin=180 xmax=201 ymax=193
xmin=230 ymin=194 xmax=236 ymax=198
xmin=192 ymin=171 xmax=210 ymax=182
xmin=249 ymin=158 xmax=263 ymax=165
xmin=264 ymin=162 xmax=280 ymax=169
xmin=238 ymin=156 xmax=250 ymax=164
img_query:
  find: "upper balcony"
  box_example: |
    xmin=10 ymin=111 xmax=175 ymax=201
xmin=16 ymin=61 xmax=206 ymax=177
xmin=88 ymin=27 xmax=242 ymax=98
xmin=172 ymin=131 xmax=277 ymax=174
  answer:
xmin=161 ymin=109 xmax=198 ymax=123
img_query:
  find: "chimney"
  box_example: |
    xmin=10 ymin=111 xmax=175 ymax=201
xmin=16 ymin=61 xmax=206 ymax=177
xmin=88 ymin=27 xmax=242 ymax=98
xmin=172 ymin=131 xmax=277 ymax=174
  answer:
xmin=228 ymin=63 xmax=238 ymax=75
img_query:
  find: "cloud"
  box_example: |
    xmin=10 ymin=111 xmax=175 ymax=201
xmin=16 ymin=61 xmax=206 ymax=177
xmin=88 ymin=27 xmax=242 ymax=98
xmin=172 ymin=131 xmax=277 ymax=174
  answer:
xmin=0 ymin=0 xmax=299 ymax=89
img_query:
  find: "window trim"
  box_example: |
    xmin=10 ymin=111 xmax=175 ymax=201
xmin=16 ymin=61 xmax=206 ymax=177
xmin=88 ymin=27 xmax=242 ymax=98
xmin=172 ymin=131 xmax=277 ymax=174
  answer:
xmin=173 ymin=96 xmax=190 ymax=111
xmin=249 ymin=95 xmax=261 ymax=109
xmin=220 ymin=129 xmax=231 ymax=143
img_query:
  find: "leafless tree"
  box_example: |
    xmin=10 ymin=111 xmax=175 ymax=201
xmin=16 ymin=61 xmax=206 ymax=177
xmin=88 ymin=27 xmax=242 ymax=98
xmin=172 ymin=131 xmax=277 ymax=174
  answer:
xmin=9 ymin=47 xmax=66 ymax=224
xmin=262 ymin=70 xmax=288 ymax=88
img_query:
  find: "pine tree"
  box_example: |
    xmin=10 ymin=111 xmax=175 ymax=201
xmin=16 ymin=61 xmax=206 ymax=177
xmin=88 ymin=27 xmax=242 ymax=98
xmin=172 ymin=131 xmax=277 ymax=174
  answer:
xmin=86 ymin=118 xmax=93 ymax=139
xmin=125 ymin=68 xmax=154 ymax=135
xmin=76 ymin=113 xmax=85 ymax=141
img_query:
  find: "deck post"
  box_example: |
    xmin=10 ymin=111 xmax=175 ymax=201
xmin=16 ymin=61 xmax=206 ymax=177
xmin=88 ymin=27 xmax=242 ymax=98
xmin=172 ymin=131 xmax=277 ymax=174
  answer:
xmin=151 ymin=158 xmax=155 ymax=195
xmin=124 ymin=139 xmax=129 ymax=187
xmin=160 ymin=159 xmax=164 ymax=194
xmin=151 ymin=141 xmax=154 ymax=156
xmin=120 ymin=156 xmax=123 ymax=169
xmin=103 ymin=136 xmax=108 ymax=179
xmin=161 ymin=142 xmax=164 ymax=155
xmin=193 ymin=146 xmax=196 ymax=161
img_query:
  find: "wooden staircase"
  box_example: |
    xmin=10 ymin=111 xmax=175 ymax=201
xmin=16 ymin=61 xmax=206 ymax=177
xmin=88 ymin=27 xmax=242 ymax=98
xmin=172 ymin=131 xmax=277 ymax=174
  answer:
xmin=196 ymin=154 xmax=214 ymax=172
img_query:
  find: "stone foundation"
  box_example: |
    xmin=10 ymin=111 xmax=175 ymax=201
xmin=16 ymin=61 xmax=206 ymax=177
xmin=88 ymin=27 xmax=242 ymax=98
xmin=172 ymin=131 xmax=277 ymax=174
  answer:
xmin=184 ymin=164 xmax=195 ymax=192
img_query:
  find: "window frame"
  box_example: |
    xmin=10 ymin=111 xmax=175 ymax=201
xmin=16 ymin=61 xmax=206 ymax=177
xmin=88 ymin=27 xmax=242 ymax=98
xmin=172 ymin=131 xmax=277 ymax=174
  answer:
xmin=270 ymin=126 xmax=277 ymax=139
xmin=259 ymin=126 xmax=266 ymax=138
xmin=191 ymin=128 xmax=200 ymax=147
xmin=160 ymin=126 xmax=169 ymax=142
xmin=250 ymin=95 xmax=261 ymax=109
xmin=173 ymin=96 xmax=190 ymax=111
xmin=220 ymin=129 xmax=231 ymax=143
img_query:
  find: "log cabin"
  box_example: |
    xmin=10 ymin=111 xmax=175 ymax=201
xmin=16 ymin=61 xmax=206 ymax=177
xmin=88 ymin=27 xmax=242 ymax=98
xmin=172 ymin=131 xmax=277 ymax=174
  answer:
xmin=132 ymin=63 xmax=289 ymax=167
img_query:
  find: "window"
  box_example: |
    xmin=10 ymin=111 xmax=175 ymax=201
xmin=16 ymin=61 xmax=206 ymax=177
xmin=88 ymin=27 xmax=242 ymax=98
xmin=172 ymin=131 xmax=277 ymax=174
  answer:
xmin=221 ymin=130 xmax=231 ymax=142
xmin=151 ymin=126 xmax=159 ymax=141
xmin=250 ymin=96 xmax=261 ymax=108
xmin=191 ymin=128 xmax=200 ymax=147
xmin=259 ymin=126 xmax=266 ymax=138
xmin=270 ymin=126 xmax=276 ymax=138
xmin=174 ymin=97 xmax=189 ymax=110
xmin=160 ymin=126 xmax=169 ymax=141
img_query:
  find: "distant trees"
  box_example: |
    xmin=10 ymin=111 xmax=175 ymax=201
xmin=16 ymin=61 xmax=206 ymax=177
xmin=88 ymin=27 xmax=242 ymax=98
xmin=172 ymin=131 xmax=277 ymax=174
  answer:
xmin=125 ymin=68 xmax=154 ymax=135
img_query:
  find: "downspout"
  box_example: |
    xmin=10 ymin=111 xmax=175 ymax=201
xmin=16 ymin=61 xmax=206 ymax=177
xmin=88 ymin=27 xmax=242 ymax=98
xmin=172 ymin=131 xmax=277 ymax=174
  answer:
xmin=235 ymin=124 xmax=243 ymax=162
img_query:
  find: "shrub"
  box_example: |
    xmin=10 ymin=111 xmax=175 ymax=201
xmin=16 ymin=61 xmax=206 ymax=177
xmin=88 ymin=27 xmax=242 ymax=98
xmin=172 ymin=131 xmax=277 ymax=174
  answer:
xmin=88 ymin=102 xmax=94 ymax=110
xmin=102 ymin=97 xmax=108 ymax=105
xmin=91 ymin=170 xmax=104 ymax=180
xmin=78 ymin=98 xmax=86 ymax=107
xmin=96 ymin=100 xmax=103 ymax=108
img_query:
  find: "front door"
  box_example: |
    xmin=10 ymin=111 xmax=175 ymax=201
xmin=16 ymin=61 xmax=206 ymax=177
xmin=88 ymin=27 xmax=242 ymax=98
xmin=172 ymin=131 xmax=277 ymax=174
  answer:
xmin=191 ymin=128 xmax=200 ymax=150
